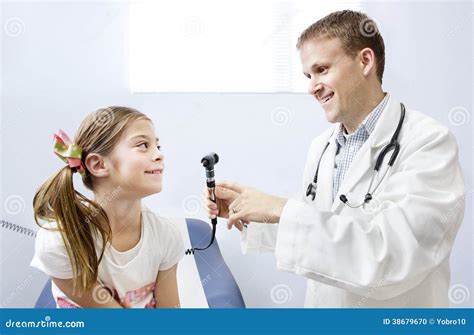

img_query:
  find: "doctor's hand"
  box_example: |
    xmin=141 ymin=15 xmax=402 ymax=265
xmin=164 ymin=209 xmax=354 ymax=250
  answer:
xmin=226 ymin=184 xmax=288 ymax=230
xmin=203 ymin=181 xmax=248 ymax=231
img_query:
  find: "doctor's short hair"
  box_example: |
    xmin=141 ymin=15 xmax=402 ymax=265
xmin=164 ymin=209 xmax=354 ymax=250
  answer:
xmin=297 ymin=10 xmax=385 ymax=84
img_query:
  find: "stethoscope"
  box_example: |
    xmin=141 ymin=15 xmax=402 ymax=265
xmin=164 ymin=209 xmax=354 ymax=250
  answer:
xmin=306 ymin=103 xmax=405 ymax=208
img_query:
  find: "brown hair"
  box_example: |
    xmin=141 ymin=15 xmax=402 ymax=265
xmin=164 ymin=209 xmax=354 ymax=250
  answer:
xmin=33 ymin=106 xmax=151 ymax=292
xmin=296 ymin=10 xmax=385 ymax=83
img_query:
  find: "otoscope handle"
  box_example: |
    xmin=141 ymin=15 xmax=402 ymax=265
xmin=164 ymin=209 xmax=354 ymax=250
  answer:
xmin=207 ymin=183 xmax=217 ymax=226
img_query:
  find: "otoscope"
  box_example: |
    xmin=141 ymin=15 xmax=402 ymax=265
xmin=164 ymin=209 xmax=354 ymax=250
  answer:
xmin=185 ymin=153 xmax=219 ymax=255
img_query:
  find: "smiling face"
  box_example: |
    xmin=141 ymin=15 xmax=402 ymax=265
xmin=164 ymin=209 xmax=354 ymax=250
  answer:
xmin=106 ymin=119 xmax=164 ymax=199
xmin=300 ymin=36 xmax=367 ymax=126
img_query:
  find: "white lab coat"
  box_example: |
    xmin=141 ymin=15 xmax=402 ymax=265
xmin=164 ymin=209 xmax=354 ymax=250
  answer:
xmin=241 ymin=95 xmax=465 ymax=307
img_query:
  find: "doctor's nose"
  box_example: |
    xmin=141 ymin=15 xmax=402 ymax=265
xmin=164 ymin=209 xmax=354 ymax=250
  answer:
xmin=308 ymin=81 xmax=323 ymax=97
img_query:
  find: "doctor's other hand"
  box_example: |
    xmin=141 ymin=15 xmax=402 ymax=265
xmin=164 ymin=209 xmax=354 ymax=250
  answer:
xmin=226 ymin=184 xmax=288 ymax=231
xmin=203 ymin=181 xmax=248 ymax=231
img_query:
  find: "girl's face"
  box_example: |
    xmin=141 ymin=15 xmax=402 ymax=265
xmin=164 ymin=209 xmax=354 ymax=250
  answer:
xmin=107 ymin=119 xmax=164 ymax=198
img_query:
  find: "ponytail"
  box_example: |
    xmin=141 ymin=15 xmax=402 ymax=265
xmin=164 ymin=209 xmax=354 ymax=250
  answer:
xmin=33 ymin=166 xmax=111 ymax=293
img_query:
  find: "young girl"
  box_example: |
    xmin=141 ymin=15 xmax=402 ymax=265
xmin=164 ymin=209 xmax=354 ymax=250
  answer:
xmin=31 ymin=106 xmax=184 ymax=308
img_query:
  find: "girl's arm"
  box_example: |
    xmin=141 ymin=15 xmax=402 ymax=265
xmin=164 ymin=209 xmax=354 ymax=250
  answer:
xmin=154 ymin=264 xmax=180 ymax=308
xmin=52 ymin=277 xmax=126 ymax=308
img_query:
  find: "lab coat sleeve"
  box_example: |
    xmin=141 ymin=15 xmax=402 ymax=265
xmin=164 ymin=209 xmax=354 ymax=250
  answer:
xmin=275 ymin=128 xmax=465 ymax=300
xmin=240 ymin=223 xmax=279 ymax=253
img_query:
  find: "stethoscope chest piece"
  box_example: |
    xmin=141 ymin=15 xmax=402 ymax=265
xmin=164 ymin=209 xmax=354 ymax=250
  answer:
xmin=306 ymin=182 xmax=317 ymax=201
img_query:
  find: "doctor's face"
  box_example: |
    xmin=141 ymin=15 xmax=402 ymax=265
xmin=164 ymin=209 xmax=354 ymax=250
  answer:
xmin=300 ymin=36 xmax=366 ymax=124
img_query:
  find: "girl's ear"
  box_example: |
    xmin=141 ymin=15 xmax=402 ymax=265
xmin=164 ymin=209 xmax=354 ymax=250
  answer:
xmin=85 ymin=153 xmax=110 ymax=178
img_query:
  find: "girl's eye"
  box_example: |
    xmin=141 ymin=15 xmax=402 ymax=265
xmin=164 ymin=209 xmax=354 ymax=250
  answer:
xmin=138 ymin=143 xmax=161 ymax=151
xmin=318 ymin=67 xmax=328 ymax=74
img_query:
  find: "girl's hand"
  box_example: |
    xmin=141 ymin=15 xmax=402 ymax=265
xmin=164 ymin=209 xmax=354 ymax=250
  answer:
xmin=52 ymin=277 xmax=125 ymax=308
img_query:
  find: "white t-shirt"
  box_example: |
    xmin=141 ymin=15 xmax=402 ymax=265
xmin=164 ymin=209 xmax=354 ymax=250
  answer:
xmin=30 ymin=205 xmax=185 ymax=308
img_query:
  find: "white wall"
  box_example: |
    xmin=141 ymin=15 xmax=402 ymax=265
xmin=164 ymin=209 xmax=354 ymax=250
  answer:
xmin=1 ymin=1 xmax=472 ymax=308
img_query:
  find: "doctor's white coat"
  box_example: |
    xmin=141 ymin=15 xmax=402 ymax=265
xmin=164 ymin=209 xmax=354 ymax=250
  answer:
xmin=241 ymin=95 xmax=465 ymax=307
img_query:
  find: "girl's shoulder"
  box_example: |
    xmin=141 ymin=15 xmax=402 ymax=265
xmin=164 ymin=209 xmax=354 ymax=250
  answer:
xmin=31 ymin=221 xmax=74 ymax=279
xmin=35 ymin=221 xmax=64 ymax=247
xmin=141 ymin=205 xmax=184 ymax=242
xmin=140 ymin=205 xmax=185 ymax=267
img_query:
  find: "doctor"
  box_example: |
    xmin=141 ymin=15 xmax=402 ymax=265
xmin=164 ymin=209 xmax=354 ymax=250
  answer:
xmin=205 ymin=10 xmax=465 ymax=307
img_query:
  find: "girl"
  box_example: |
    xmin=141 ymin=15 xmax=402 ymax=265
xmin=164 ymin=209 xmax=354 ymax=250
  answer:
xmin=31 ymin=106 xmax=184 ymax=308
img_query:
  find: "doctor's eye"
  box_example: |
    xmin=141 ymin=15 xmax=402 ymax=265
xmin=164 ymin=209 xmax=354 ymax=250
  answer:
xmin=317 ymin=67 xmax=328 ymax=74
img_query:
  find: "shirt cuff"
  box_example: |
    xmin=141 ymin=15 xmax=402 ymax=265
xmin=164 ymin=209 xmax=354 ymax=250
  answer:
xmin=240 ymin=224 xmax=263 ymax=254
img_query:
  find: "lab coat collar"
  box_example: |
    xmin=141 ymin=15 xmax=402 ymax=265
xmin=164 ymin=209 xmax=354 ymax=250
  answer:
xmin=328 ymin=94 xmax=402 ymax=212
xmin=315 ymin=128 xmax=339 ymax=211
xmin=369 ymin=94 xmax=401 ymax=149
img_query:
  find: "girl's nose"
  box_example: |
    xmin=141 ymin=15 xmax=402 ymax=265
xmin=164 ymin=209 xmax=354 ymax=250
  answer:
xmin=153 ymin=147 xmax=164 ymax=161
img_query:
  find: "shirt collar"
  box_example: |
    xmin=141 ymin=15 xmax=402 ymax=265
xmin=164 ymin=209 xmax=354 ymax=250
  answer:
xmin=335 ymin=93 xmax=390 ymax=146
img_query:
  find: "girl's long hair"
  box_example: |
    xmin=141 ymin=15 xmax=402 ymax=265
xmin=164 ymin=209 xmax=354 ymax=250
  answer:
xmin=33 ymin=106 xmax=151 ymax=293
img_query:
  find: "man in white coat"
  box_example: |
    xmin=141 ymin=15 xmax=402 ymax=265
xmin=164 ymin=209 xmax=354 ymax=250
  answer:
xmin=205 ymin=10 xmax=465 ymax=307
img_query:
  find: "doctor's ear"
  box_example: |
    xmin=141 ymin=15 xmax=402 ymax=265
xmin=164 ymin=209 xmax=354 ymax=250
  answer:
xmin=85 ymin=153 xmax=110 ymax=178
xmin=358 ymin=47 xmax=376 ymax=78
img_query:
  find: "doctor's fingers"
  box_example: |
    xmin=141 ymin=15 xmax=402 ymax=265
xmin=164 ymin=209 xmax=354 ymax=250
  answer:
xmin=227 ymin=218 xmax=248 ymax=231
xmin=214 ymin=185 xmax=241 ymax=202
xmin=227 ymin=209 xmax=249 ymax=230
xmin=228 ymin=196 xmax=244 ymax=215
xmin=216 ymin=181 xmax=245 ymax=195
xmin=202 ymin=185 xmax=240 ymax=204
xmin=206 ymin=208 xmax=219 ymax=220
xmin=201 ymin=192 xmax=218 ymax=220
xmin=202 ymin=189 xmax=218 ymax=209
